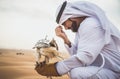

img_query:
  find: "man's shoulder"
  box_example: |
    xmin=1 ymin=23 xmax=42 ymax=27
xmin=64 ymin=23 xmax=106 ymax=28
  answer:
xmin=80 ymin=16 xmax=100 ymax=28
xmin=77 ymin=16 xmax=101 ymax=33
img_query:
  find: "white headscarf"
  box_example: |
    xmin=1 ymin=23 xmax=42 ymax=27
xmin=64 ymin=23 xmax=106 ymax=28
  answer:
xmin=56 ymin=1 xmax=120 ymax=49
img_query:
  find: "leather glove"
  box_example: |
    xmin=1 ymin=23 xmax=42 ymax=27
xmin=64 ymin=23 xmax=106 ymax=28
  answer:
xmin=35 ymin=62 xmax=60 ymax=77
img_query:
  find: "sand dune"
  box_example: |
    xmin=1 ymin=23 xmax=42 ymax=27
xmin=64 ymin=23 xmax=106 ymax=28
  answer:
xmin=0 ymin=48 xmax=69 ymax=79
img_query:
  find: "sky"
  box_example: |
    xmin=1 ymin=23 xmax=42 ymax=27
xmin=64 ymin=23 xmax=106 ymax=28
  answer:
xmin=0 ymin=0 xmax=120 ymax=51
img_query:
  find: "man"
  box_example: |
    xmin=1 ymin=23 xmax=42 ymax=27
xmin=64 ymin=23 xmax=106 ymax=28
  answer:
xmin=35 ymin=1 xmax=120 ymax=79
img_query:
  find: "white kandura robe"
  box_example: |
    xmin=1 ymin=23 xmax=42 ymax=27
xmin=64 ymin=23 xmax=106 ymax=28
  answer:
xmin=56 ymin=17 xmax=120 ymax=79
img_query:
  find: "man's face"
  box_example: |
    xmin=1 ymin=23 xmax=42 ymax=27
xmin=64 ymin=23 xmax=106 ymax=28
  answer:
xmin=62 ymin=19 xmax=78 ymax=32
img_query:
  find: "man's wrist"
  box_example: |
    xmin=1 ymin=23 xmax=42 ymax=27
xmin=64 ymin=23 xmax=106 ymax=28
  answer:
xmin=64 ymin=41 xmax=71 ymax=47
xmin=62 ymin=37 xmax=71 ymax=47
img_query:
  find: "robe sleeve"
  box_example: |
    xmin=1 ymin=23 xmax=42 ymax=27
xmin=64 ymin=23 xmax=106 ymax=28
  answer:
xmin=64 ymin=43 xmax=77 ymax=55
xmin=56 ymin=24 xmax=105 ymax=75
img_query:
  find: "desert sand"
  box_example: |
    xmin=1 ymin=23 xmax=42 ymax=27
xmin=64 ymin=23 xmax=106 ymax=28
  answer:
xmin=0 ymin=48 xmax=70 ymax=79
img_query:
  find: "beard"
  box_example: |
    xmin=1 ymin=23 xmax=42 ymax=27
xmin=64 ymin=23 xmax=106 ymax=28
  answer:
xmin=70 ymin=21 xmax=79 ymax=32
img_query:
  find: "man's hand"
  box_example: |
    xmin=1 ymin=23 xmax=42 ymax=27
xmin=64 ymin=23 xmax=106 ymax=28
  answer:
xmin=55 ymin=26 xmax=71 ymax=47
xmin=55 ymin=26 xmax=67 ymax=39
xmin=35 ymin=62 xmax=60 ymax=76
